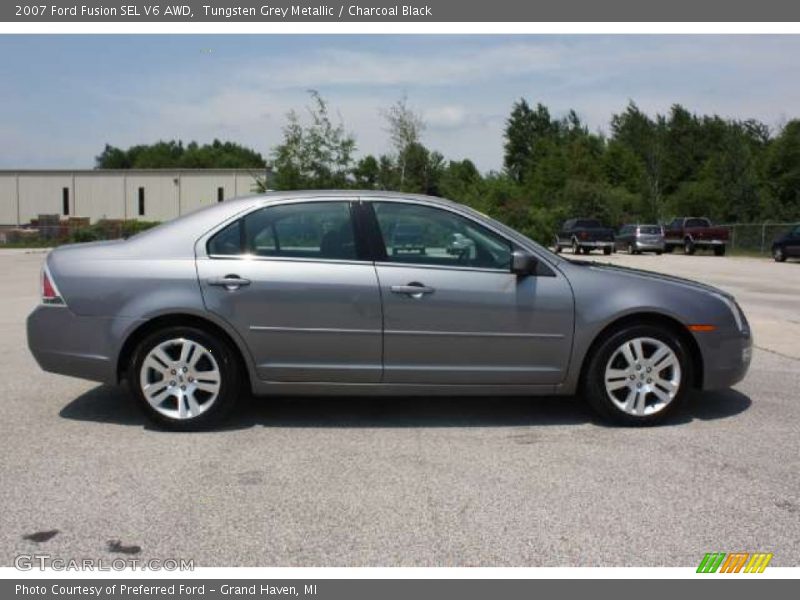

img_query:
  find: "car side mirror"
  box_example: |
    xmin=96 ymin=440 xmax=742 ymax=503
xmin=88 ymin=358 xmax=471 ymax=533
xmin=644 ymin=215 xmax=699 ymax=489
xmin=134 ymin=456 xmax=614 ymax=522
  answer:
xmin=511 ymin=250 xmax=538 ymax=276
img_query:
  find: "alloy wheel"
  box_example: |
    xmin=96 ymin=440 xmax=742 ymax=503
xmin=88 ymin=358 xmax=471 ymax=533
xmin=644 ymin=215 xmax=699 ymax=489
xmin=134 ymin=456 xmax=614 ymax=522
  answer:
xmin=138 ymin=337 xmax=221 ymax=420
xmin=603 ymin=337 xmax=682 ymax=417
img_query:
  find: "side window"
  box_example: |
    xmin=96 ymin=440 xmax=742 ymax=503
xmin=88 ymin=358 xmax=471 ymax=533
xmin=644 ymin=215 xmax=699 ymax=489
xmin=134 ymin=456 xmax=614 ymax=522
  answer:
xmin=244 ymin=202 xmax=357 ymax=260
xmin=207 ymin=220 xmax=242 ymax=256
xmin=372 ymin=202 xmax=512 ymax=270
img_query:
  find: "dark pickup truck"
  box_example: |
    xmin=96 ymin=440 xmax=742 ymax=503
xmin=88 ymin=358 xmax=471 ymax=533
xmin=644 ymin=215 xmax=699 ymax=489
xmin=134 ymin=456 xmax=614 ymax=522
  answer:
xmin=554 ymin=218 xmax=615 ymax=255
xmin=664 ymin=217 xmax=729 ymax=256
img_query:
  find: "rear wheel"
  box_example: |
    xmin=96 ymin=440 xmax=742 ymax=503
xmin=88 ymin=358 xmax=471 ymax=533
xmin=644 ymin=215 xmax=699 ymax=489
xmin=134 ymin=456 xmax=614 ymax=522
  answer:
xmin=773 ymin=246 xmax=786 ymax=262
xmin=714 ymin=245 xmax=726 ymax=256
xmin=583 ymin=325 xmax=691 ymax=425
xmin=684 ymin=239 xmax=696 ymax=255
xmin=582 ymin=247 xmax=591 ymax=255
xmin=603 ymin=246 xmax=612 ymax=255
xmin=663 ymin=245 xmax=674 ymax=254
xmin=128 ymin=326 xmax=241 ymax=430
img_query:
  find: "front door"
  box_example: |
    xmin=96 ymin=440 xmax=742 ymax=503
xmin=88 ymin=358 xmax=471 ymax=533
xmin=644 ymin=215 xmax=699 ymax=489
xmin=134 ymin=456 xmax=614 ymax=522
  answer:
xmin=368 ymin=200 xmax=574 ymax=385
xmin=197 ymin=199 xmax=383 ymax=383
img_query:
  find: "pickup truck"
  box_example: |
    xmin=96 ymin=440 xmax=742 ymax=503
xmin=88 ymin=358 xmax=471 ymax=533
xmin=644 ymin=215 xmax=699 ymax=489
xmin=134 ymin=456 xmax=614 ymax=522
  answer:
xmin=554 ymin=218 xmax=615 ymax=255
xmin=663 ymin=217 xmax=729 ymax=256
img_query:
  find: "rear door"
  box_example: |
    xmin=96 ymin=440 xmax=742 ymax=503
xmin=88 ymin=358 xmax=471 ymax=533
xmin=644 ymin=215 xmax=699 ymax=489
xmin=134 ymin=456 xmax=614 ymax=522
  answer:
xmin=196 ymin=199 xmax=383 ymax=383
xmin=366 ymin=199 xmax=574 ymax=385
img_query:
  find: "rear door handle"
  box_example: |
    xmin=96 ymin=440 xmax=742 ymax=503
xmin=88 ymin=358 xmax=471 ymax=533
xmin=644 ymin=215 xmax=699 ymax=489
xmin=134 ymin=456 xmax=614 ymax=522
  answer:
xmin=390 ymin=283 xmax=435 ymax=298
xmin=208 ymin=275 xmax=251 ymax=291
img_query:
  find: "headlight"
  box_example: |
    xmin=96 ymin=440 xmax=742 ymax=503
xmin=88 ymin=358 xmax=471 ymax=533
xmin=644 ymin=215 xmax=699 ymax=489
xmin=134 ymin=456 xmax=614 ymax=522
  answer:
xmin=714 ymin=293 xmax=747 ymax=333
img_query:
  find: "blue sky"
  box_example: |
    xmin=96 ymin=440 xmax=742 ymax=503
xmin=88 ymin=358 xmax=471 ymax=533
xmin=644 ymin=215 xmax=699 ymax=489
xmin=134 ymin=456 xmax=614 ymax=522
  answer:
xmin=1 ymin=35 xmax=799 ymax=172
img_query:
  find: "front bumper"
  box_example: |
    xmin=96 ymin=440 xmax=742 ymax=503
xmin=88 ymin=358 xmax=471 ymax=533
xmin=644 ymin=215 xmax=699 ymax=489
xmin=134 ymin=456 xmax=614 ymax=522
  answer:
xmin=27 ymin=305 xmax=139 ymax=384
xmin=695 ymin=327 xmax=753 ymax=390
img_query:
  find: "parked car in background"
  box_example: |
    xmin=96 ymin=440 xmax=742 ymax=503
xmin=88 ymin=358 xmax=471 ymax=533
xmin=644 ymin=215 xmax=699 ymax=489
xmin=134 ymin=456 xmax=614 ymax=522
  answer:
xmin=554 ymin=218 xmax=615 ymax=255
xmin=771 ymin=224 xmax=800 ymax=262
xmin=615 ymin=224 xmax=665 ymax=255
xmin=28 ymin=191 xmax=752 ymax=430
xmin=664 ymin=217 xmax=729 ymax=256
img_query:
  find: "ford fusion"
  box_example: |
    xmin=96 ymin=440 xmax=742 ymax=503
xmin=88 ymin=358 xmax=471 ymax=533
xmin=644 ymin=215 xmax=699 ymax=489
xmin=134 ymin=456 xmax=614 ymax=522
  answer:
xmin=27 ymin=192 xmax=752 ymax=430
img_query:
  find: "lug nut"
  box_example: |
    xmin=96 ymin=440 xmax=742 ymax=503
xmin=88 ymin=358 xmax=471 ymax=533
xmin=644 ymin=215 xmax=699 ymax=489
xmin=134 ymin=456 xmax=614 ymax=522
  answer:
xmin=647 ymin=378 xmax=652 ymax=383
xmin=188 ymin=377 xmax=194 ymax=382
xmin=170 ymin=369 xmax=176 ymax=375
xmin=629 ymin=375 xmax=635 ymax=380
xmin=169 ymin=380 xmax=176 ymax=387
xmin=180 ymin=385 xmax=186 ymax=391
xmin=636 ymin=364 xmax=641 ymax=370
xmin=636 ymin=382 xmax=642 ymax=388
xmin=182 ymin=366 xmax=188 ymax=372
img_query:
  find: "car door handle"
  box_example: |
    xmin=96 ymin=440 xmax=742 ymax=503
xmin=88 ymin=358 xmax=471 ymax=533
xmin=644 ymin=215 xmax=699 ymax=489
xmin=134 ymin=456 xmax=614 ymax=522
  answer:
xmin=208 ymin=275 xmax=251 ymax=290
xmin=390 ymin=283 xmax=435 ymax=298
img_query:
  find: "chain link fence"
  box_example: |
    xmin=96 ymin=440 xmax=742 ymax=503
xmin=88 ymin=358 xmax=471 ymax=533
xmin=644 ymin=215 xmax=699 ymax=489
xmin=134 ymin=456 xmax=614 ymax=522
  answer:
xmin=721 ymin=222 xmax=798 ymax=255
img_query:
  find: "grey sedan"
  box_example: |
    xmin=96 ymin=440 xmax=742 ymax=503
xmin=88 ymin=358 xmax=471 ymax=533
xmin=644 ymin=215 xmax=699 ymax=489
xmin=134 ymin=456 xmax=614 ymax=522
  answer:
xmin=27 ymin=192 xmax=752 ymax=429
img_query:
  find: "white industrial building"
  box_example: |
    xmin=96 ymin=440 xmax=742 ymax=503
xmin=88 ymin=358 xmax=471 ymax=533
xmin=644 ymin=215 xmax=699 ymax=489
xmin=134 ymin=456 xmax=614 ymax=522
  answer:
xmin=0 ymin=169 xmax=267 ymax=225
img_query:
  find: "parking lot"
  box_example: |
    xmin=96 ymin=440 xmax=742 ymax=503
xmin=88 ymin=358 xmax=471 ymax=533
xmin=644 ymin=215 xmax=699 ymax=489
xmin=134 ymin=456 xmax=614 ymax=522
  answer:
xmin=0 ymin=248 xmax=798 ymax=567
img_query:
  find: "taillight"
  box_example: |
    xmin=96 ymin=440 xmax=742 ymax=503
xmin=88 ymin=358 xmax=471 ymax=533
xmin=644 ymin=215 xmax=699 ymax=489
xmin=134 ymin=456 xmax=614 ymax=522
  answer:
xmin=42 ymin=266 xmax=65 ymax=306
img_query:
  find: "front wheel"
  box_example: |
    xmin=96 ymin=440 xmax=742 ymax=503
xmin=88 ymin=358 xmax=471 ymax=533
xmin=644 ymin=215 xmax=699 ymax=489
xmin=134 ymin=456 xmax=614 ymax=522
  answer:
xmin=773 ymin=247 xmax=786 ymax=262
xmin=603 ymin=247 xmax=612 ymax=256
xmin=583 ymin=325 xmax=692 ymax=425
xmin=714 ymin=245 xmax=726 ymax=256
xmin=128 ymin=326 xmax=242 ymax=430
xmin=684 ymin=240 xmax=696 ymax=255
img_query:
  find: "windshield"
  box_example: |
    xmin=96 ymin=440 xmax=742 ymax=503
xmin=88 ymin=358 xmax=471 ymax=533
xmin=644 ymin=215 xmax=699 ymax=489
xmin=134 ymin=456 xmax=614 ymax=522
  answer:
xmin=575 ymin=219 xmax=603 ymax=228
xmin=685 ymin=218 xmax=711 ymax=228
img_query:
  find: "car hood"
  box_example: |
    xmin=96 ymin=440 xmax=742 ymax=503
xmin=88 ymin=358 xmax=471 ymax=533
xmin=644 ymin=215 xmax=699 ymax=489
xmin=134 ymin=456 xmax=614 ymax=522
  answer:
xmin=568 ymin=259 xmax=733 ymax=299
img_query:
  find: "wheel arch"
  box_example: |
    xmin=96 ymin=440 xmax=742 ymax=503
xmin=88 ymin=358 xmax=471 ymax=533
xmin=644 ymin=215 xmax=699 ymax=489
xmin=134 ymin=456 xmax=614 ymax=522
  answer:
xmin=578 ymin=312 xmax=704 ymax=390
xmin=116 ymin=313 xmax=254 ymax=391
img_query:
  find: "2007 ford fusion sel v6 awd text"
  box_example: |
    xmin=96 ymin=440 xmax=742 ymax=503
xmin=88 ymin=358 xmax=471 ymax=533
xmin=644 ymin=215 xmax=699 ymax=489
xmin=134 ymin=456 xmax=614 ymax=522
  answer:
xmin=27 ymin=192 xmax=752 ymax=430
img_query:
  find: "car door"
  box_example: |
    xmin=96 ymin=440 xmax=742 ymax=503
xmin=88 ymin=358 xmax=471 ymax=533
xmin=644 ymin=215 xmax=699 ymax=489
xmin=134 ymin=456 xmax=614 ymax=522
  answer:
xmin=196 ymin=199 xmax=383 ymax=383
xmin=366 ymin=199 xmax=574 ymax=386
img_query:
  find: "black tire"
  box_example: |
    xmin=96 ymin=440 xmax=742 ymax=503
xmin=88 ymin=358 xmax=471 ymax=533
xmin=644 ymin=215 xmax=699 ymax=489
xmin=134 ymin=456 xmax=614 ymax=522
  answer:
xmin=603 ymin=247 xmax=612 ymax=256
xmin=663 ymin=245 xmax=674 ymax=254
xmin=128 ymin=326 xmax=242 ymax=431
xmin=773 ymin=247 xmax=786 ymax=262
xmin=655 ymin=251 xmax=663 ymax=256
xmin=582 ymin=324 xmax=692 ymax=426
xmin=554 ymin=239 xmax=562 ymax=254
xmin=714 ymin=245 xmax=726 ymax=256
xmin=684 ymin=239 xmax=696 ymax=255
xmin=582 ymin=247 xmax=591 ymax=255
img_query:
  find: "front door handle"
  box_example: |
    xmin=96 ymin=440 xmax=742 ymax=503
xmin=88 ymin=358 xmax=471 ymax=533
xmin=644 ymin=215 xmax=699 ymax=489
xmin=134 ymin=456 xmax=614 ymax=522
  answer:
xmin=390 ymin=282 xmax=435 ymax=298
xmin=208 ymin=275 xmax=251 ymax=291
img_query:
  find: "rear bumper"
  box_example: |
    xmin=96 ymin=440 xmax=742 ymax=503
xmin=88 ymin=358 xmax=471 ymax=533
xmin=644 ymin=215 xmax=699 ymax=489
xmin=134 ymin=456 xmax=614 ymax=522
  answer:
xmin=27 ymin=305 xmax=139 ymax=384
xmin=578 ymin=241 xmax=614 ymax=248
xmin=635 ymin=240 xmax=665 ymax=251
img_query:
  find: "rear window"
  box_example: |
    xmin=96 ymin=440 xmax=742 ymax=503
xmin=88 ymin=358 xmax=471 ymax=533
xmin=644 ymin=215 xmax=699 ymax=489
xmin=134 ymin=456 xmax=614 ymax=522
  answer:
xmin=638 ymin=226 xmax=662 ymax=235
xmin=685 ymin=218 xmax=711 ymax=228
xmin=575 ymin=219 xmax=602 ymax=228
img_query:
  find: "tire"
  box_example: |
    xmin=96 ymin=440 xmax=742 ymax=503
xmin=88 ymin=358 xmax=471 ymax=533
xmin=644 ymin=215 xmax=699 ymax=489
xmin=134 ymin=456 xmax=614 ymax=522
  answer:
xmin=663 ymin=245 xmax=674 ymax=254
xmin=128 ymin=326 xmax=242 ymax=431
xmin=714 ymin=245 xmax=726 ymax=257
xmin=684 ymin=239 xmax=696 ymax=255
xmin=583 ymin=324 xmax=692 ymax=426
xmin=655 ymin=251 xmax=663 ymax=256
xmin=554 ymin=238 xmax=562 ymax=254
xmin=603 ymin=247 xmax=612 ymax=256
xmin=582 ymin=247 xmax=591 ymax=255
xmin=773 ymin=247 xmax=786 ymax=262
